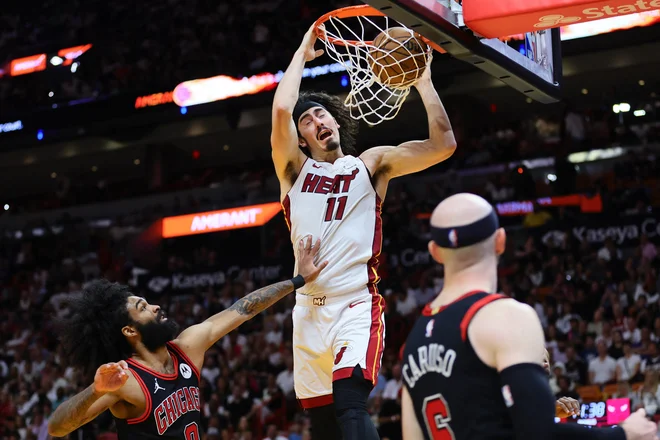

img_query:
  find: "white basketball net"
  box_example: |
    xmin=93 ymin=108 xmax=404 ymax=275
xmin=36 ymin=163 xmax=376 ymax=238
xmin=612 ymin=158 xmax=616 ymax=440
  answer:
xmin=316 ymin=12 xmax=432 ymax=126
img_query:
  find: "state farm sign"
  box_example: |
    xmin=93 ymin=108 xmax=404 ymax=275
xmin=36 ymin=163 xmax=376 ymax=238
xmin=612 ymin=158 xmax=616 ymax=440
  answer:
xmin=535 ymin=1 xmax=660 ymax=28
xmin=464 ymin=0 xmax=660 ymax=38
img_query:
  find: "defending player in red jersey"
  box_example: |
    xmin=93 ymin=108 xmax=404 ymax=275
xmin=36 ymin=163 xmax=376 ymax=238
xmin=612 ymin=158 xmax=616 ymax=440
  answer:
xmin=401 ymin=193 xmax=656 ymax=440
xmin=270 ymin=23 xmax=456 ymax=440
xmin=48 ymin=237 xmax=326 ymax=439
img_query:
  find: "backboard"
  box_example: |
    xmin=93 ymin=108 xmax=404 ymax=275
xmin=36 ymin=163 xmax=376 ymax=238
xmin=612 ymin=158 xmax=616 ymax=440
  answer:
xmin=361 ymin=0 xmax=562 ymax=103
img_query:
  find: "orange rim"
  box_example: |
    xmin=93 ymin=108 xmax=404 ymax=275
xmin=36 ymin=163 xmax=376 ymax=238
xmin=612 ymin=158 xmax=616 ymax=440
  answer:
xmin=314 ymin=4 xmax=443 ymax=53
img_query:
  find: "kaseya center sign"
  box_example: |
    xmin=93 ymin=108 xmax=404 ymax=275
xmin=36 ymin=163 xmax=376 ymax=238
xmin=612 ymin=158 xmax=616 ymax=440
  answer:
xmin=463 ymin=0 xmax=660 ymax=38
xmin=161 ymin=202 xmax=282 ymax=238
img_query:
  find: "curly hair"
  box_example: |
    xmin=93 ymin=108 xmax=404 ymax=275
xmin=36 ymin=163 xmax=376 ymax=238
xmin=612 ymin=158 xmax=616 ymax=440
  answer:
xmin=57 ymin=280 xmax=133 ymax=379
xmin=296 ymin=90 xmax=359 ymax=156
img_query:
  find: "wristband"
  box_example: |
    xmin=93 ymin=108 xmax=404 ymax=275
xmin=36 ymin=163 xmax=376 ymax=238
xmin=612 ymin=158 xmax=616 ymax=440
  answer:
xmin=291 ymin=275 xmax=305 ymax=290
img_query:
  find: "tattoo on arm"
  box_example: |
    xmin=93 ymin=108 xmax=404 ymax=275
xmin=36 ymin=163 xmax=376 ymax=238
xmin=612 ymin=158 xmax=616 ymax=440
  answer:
xmin=228 ymin=280 xmax=294 ymax=316
xmin=48 ymin=385 xmax=104 ymax=436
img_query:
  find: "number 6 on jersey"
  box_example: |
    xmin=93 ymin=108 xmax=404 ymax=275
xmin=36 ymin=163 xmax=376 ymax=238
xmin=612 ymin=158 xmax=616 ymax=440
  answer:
xmin=423 ymin=394 xmax=456 ymax=440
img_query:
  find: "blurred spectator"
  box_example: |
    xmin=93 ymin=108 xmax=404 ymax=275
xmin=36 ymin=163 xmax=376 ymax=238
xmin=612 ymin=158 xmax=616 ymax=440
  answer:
xmin=276 ymin=356 xmax=294 ymax=399
xmin=382 ymin=363 xmax=402 ymax=401
xmin=635 ymin=372 xmax=660 ymax=416
xmin=555 ymin=376 xmax=580 ymax=401
xmin=642 ymin=342 xmax=660 ymax=374
xmin=616 ymin=341 xmax=642 ymax=382
xmin=589 ymin=341 xmax=617 ymax=385
xmin=263 ymin=424 xmax=288 ymax=440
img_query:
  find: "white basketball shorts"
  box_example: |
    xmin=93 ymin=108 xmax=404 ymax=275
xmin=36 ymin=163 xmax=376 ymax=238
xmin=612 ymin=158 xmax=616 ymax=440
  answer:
xmin=292 ymin=286 xmax=385 ymax=409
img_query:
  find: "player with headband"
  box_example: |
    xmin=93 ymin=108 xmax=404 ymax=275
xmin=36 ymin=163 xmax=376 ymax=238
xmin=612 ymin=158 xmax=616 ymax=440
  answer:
xmin=270 ymin=24 xmax=456 ymax=440
xmin=401 ymin=192 xmax=657 ymax=440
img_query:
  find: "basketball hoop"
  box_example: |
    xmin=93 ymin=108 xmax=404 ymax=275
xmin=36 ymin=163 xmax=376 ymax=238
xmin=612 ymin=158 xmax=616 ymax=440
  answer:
xmin=314 ymin=5 xmax=435 ymax=126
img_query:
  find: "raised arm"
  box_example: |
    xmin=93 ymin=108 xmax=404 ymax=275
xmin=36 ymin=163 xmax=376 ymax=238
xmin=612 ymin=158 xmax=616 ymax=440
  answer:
xmin=360 ymin=63 xmax=456 ymax=194
xmin=48 ymin=362 xmax=127 ymax=437
xmin=401 ymin=387 xmax=425 ymax=440
xmin=174 ymin=236 xmax=328 ymax=370
xmin=469 ymin=299 xmax=555 ymax=440
xmin=271 ymin=25 xmax=323 ymax=188
xmin=470 ymin=300 xmax=653 ymax=440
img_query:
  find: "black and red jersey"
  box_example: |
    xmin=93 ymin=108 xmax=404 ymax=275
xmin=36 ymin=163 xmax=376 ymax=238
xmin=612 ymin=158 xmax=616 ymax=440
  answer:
xmin=402 ymin=291 xmax=515 ymax=440
xmin=114 ymin=342 xmax=201 ymax=440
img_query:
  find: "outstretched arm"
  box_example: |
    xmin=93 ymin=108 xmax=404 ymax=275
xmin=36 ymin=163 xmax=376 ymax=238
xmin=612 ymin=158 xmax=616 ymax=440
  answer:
xmin=401 ymin=387 xmax=425 ymax=439
xmin=469 ymin=299 xmax=555 ymax=440
xmin=555 ymin=397 xmax=580 ymax=418
xmin=48 ymin=362 xmax=127 ymax=437
xmin=174 ymin=236 xmax=328 ymax=370
xmin=271 ymin=25 xmax=323 ymax=183
xmin=361 ymin=64 xmax=456 ymax=185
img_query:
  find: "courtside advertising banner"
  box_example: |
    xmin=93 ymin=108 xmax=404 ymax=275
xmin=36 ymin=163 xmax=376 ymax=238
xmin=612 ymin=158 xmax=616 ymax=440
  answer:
xmin=539 ymin=212 xmax=660 ymax=247
xmin=136 ymin=263 xmax=286 ymax=294
xmin=463 ymin=0 xmax=660 ymax=38
xmin=161 ymin=202 xmax=282 ymax=238
xmin=10 ymin=54 xmax=47 ymax=76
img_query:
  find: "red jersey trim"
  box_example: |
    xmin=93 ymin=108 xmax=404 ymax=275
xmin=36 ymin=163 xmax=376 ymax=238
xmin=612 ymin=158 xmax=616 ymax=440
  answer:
xmin=126 ymin=369 xmax=152 ymax=424
xmin=422 ymin=291 xmax=485 ymax=316
xmin=126 ymin=350 xmax=179 ymax=380
xmin=299 ymin=394 xmax=333 ymax=409
xmin=166 ymin=342 xmax=200 ymax=381
xmin=281 ymin=157 xmax=309 ymax=231
xmin=365 ymin=285 xmax=385 ymax=384
xmin=357 ymin=157 xmax=377 ymax=191
xmin=367 ymin=194 xmax=383 ymax=286
xmin=281 ymin=195 xmax=292 ymax=232
xmin=460 ymin=294 xmax=508 ymax=342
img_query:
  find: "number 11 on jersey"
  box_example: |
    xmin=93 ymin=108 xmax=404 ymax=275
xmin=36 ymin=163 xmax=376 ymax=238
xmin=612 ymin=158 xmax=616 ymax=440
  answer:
xmin=325 ymin=196 xmax=348 ymax=222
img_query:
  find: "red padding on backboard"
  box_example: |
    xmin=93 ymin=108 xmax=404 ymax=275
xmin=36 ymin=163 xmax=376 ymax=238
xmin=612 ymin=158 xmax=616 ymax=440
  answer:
xmin=463 ymin=0 xmax=660 ymax=38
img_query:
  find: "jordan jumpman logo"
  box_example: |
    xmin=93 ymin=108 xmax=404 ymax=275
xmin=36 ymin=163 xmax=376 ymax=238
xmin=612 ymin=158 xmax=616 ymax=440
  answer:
xmin=154 ymin=378 xmax=165 ymax=394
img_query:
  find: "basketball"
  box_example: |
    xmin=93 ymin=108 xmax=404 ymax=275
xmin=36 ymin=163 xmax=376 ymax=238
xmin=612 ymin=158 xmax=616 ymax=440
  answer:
xmin=369 ymin=27 xmax=429 ymax=89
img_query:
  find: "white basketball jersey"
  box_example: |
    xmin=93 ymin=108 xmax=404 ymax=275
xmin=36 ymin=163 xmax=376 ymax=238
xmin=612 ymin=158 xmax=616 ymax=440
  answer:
xmin=282 ymin=156 xmax=382 ymax=297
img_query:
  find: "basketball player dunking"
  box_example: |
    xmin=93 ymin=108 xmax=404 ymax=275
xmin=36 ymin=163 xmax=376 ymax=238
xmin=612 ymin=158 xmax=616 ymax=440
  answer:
xmin=401 ymin=193 xmax=656 ymax=440
xmin=47 ymin=237 xmax=326 ymax=439
xmin=271 ymin=24 xmax=456 ymax=440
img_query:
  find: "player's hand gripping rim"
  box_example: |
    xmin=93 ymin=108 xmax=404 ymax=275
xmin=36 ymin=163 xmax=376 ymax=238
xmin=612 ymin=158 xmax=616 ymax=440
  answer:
xmin=94 ymin=361 xmax=130 ymax=394
xmin=297 ymin=236 xmax=328 ymax=284
xmin=299 ymin=23 xmax=324 ymax=62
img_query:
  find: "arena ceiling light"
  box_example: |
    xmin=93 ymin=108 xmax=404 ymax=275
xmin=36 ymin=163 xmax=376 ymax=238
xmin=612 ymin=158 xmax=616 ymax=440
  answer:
xmin=7 ymin=44 xmax=91 ymax=77
xmin=568 ymin=146 xmax=624 ymax=163
xmin=173 ymin=62 xmax=346 ymax=107
xmin=612 ymin=103 xmax=631 ymax=113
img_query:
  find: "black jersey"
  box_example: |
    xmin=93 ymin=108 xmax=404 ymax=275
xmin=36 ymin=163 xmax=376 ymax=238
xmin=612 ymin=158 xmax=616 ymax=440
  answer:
xmin=402 ymin=291 xmax=514 ymax=440
xmin=115 ymin=342 xmax=202 ymax=440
